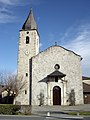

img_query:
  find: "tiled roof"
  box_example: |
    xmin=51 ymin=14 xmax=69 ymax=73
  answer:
xmin=47 ymin=70 xmax=66 ymax=78
xmin=39 ymin=70 xmax=66 ymax=83
xmin=82 ymin=76 xmax=90 ymax=80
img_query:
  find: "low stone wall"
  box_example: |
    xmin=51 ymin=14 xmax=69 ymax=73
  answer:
xmin=20 ymin=105 xmax=32 ymax=115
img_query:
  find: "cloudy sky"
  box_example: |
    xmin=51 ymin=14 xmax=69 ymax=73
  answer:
xmin=0 ymin=0 xmax=90 ymax=76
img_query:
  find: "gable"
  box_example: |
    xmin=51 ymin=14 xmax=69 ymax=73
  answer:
xmin=31 ymin=45 xmax=82 ymax=82
xmin=32 ymin=45 xmax=82 ymax=60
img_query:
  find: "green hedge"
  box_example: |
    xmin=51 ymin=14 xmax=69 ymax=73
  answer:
xmin=0 ymin=104 xmax=21 ymax=115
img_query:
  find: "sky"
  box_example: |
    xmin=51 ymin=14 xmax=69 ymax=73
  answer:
xmin=0 ymin=0 xmax=90 ymax=76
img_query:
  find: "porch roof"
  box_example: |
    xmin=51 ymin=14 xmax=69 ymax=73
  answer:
xmin=39 ymin=70 xmax=66 ymax=83
xmin=47 ymin=70 xmax=66 ymax=78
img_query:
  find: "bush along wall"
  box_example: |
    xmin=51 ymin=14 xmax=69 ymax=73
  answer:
xmin=0 ymin=104 xmax=21 ymax=115
xmin=0 ymin=105 xmax=32 ymax=115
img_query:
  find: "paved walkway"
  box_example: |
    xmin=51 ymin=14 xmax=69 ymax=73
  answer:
xmin=32 ymin=104 xmax=90 ymax=119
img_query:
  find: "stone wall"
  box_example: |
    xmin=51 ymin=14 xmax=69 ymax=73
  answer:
xmin=15 ymin=29 xmax=39 ymax=105
xmin=20 ymin=105 xmax=32 ymax=114
xmin=32 ymin=46 xmax=84 ymax=105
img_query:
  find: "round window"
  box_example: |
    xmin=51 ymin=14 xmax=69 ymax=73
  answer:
xmin=54 ymin=64 xmax=60 ymax=70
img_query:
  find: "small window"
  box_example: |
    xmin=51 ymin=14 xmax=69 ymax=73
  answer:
xmin=54 ymin=64 xmax=60 ymax=70
xmin=26 ymin=36 xmax=29 ymax=44
xmin=55 ymin=76 xmax=58 ymax=82
xmin=26 ymin=73 xmax=28 ymax=77
xmin=25 ymin=90 xmax=27 ymax=94
xmin=27 ymin=31 xmax=29 ymax=34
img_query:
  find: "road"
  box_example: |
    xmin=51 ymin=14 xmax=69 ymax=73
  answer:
xmin=0 ymin=115 xmax=90 ymax=120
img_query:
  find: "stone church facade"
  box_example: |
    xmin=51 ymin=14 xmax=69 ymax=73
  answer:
xmin=15 ymin=9 xmax=84 ymax=105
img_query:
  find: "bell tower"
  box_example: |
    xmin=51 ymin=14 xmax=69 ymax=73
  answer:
xmin=16 ymin=9 xmax=39 ymax=105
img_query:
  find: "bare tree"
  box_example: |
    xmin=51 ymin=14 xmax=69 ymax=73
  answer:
xmin=0 ymin=72 xmax=26 ymax=104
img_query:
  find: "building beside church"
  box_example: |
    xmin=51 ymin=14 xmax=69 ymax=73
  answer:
xmin=82 ymin=76 xmax=90 ymax=104
xmin=15 ymin=9 xmax=84 ymax=105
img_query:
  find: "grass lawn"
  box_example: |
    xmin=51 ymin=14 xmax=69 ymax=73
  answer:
xmin=68 ymin=111 xmax=90 ymax=116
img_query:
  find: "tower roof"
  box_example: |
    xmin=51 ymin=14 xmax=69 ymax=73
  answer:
xmin=22 ymin=9 xmax=37 ymax=30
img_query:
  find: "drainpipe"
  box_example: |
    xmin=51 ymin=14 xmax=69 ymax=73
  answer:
xmin=63 ymin=79 xmax=64 ymax=105
xmin=47 ymin=82 xmax=48 ymax=105
xmin=50 ymin=89 xmax=51 ymax=104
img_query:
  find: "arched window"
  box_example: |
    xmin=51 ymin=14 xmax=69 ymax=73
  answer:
xmin=26 ymin=36 xmax=29 ymax=44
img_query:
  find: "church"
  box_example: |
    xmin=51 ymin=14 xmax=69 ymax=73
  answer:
xmin=15 ymin=9 xmax=84 ymax=105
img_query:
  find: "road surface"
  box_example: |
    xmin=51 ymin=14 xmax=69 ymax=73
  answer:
xmin=0 ymin=115 xmax=90 ymax=120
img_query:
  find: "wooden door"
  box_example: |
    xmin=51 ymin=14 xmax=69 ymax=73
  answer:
xmin=53 ymin=86 xmax=61 ymax=105
xmin=84 ymin=94 xmax=90 ymax=104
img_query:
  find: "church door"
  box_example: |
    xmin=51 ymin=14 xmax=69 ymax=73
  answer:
xmin=53 ymin=86 xmax=61 ymax=105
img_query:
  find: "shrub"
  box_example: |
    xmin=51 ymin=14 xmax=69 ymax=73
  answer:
xmin=68 ymin=89 xmax=75 ymax=106
xmin=0 ymin=104 xmax=21 ymax=115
